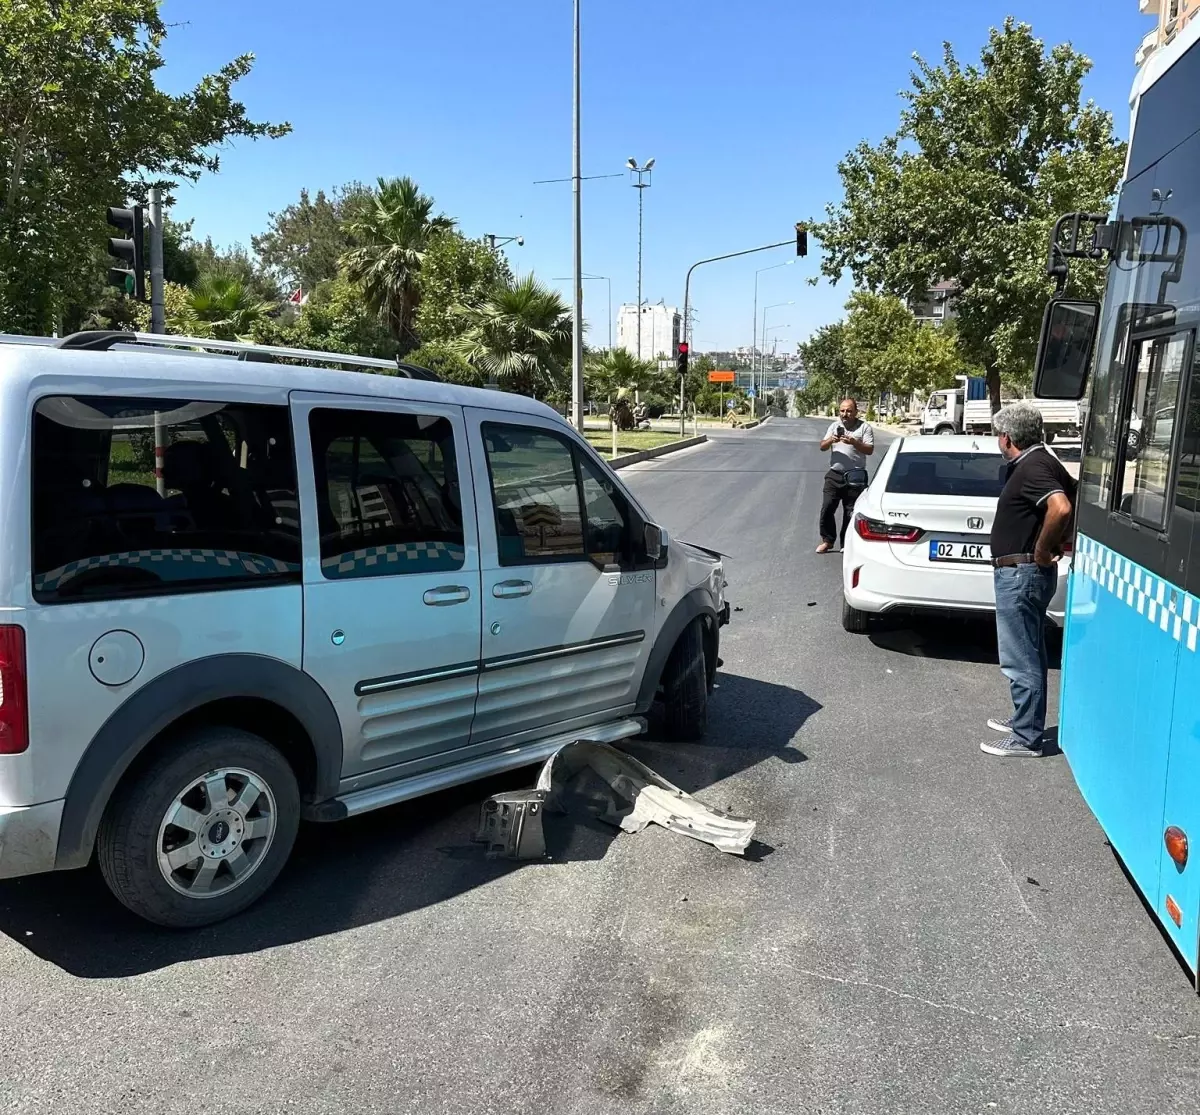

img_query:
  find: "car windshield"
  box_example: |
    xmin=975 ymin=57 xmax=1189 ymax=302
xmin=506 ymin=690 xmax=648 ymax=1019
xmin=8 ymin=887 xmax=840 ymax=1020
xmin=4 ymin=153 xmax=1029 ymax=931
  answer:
xmin=886 ymin=452 xmax=1007 ymax=499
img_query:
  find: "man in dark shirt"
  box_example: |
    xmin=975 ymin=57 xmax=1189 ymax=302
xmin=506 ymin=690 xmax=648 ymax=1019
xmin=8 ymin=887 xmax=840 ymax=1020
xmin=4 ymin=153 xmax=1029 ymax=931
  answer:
xmin=983 ymin=402 xmax=1076 ymax=758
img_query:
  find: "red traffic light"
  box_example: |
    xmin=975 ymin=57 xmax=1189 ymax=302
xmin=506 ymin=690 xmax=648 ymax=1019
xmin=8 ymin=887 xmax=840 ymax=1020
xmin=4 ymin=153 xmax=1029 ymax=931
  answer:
xmin=678 ymin=342 xmax=688 ymax=354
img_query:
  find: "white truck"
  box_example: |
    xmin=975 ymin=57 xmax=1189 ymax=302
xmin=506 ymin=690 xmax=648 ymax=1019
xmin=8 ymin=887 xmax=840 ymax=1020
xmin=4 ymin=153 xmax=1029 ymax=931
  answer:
xmin=920 ymin=375 xmax=1080 ymax=442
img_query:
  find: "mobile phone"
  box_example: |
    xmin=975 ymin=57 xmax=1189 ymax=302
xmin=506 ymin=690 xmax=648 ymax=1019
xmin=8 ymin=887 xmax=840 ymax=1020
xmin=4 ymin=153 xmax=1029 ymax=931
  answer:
xmin=836 ymin=425 xmax=845 ymax=436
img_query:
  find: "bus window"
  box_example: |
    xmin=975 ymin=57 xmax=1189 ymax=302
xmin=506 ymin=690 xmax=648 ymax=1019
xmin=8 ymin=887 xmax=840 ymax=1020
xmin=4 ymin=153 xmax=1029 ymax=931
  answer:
xmin=1117 ymin=331 xmax=1190 ymax=529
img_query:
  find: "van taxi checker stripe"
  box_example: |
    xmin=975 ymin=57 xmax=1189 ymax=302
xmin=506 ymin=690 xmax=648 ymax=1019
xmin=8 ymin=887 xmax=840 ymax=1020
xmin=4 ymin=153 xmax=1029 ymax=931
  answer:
xmin=35 ymin=548 xmax=297 ymax=593
xmin=320 ymin=540 xmax=465 ymax=577
xmin=1076 ymin=534 xmax=1200 ymax=652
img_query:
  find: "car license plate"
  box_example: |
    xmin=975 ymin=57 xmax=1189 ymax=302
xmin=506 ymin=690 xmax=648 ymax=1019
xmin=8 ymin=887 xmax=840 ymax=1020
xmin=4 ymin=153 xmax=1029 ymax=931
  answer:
xmin=928 ymin=539 xmax=991 ymax=564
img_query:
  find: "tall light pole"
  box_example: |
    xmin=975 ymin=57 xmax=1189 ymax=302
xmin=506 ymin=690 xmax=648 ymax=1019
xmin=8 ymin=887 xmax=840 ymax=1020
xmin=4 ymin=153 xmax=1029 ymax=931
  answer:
xmin=553 ymin=273 xmax=612 ymax=348
xmin=753 ymin=259 xmax=794 ymax=368
xmin=570 ymin=0 xmax=585 ymax=431
xmin=759 ymin=301 xmax=793 ymax=416
xmin=626 ymin=157 xmax=655 ymax=362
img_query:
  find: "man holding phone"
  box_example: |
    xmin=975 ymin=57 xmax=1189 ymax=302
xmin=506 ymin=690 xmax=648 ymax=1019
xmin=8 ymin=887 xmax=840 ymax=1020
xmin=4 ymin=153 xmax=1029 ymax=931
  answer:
xmin=817 ymin=399 xmax=874 ymax=553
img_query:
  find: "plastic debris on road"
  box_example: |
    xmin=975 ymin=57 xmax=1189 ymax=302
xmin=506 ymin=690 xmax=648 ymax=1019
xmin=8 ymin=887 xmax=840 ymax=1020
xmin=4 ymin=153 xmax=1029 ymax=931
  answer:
xmin=474 ymin=740 xmax=757 ymax=860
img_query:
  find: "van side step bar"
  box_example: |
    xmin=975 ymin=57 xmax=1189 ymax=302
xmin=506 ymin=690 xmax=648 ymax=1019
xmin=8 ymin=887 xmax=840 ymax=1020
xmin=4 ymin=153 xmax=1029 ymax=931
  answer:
xmin=303 ymin=717 xmax=646 ymax=822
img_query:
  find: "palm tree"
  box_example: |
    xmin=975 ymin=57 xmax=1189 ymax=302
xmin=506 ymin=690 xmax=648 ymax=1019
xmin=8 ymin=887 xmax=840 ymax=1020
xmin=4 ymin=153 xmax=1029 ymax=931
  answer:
xmin=586 ymin=347 xmax=657 ymax=403
xmin=178 ymin=274 xmax=273 ymax=341
xmin=340 ymin=176 xmax=454 ymax=351
xmin=452 ymin=274 xmax=573 ymax=399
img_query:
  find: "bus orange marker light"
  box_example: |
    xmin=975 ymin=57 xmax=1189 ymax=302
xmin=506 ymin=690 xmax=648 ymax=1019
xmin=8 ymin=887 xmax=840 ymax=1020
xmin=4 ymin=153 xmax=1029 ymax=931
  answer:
xmin=1166 ymin=895 xmax=1183 ymax=928
xmin=1165 ymin=826 xmax=1188 ymax=870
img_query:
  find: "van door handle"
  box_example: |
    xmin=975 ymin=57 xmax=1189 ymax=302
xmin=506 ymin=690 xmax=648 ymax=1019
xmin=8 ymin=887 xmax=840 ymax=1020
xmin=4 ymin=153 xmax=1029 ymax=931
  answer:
xmin=423 ymin=585 xmax=471 ymax=606
xmin=492 ymin=579 xmax=533 ymax=599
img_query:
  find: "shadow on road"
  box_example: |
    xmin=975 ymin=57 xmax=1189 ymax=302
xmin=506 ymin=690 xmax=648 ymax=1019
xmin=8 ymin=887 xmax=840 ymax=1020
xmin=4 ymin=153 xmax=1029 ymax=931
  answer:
xmin=868 ymin=613 xmax=1063 ymax=670
xmin=0 ymin=672 xmax=818 ymax=979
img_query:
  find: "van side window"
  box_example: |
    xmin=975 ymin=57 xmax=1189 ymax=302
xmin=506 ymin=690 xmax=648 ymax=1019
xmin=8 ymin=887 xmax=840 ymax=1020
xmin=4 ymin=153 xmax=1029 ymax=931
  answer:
xmin=32 ymin=397 xmax=300 ymax=603
xmin=578 ymin=451 xmax=633 ymax=565
xmin=483 ymin=425 xmax=586 ymax=563
xmin=309 ymin=408 xmax=465 ymax=578
xmin=483 ymin=423 xmax=634 ymax=567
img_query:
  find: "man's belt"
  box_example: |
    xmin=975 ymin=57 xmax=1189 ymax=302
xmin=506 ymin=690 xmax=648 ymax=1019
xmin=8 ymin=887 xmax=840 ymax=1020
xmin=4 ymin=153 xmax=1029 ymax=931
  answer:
xmin=993 ymin=553 xmax=1036 ymax=568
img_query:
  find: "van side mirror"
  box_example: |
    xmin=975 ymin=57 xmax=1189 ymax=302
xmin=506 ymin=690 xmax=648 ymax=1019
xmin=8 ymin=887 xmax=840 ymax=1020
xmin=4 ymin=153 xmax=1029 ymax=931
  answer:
xmin=643 ymin=522 xmax=668 ymax=560
xmin=1033 ymin=299 xmax=1100 ymax=400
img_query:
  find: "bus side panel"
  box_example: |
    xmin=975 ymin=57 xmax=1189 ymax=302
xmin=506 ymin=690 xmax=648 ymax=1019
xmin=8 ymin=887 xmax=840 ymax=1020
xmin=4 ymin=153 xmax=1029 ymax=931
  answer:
xmin=1157 ymin=631 xmax=1200 ymax=975
xmin=1063 ymin=537 xmax=1178 ymax=920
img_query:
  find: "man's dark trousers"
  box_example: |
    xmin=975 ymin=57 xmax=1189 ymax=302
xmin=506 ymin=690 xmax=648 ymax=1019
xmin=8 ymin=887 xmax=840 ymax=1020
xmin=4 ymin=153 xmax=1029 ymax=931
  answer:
xmin=820 ymin=470 xmax=864 ymax=547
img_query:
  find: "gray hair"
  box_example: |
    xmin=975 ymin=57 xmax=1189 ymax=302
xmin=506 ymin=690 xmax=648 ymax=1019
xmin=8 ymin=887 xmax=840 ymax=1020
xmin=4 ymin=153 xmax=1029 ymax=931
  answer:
xmin=992 ymin=401 xmax=1044 ymax=450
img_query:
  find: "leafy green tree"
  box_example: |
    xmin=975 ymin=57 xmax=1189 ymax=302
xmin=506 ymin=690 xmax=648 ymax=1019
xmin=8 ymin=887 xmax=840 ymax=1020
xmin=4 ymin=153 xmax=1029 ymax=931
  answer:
xmin=585 ymin=347 xmax=658 ymax=402
xmin=406 ymin=341 xmax=482 ymax=387
xmin=842 ymin=291 xmax=972 ymax=401
xmin=415 ymin=231 xmax=511 ymax=346
xmin=252 ymin=183 xmax=373 ymax=292
xmin=252 ymin=274 xmax=396 ymax=358
xmin=452 ymin=274 xmax=572 ymax=399
xmin=341 ymin=176 xmax=454 ymax=351
xmin=190 ymin=238 xmax=280 ymax=302
xmin=799 ymin=322 xmax=852 ymax=399
xmin=181 ymin=274 xmax=273 ymax=341
xmin=0 ymin=0 xmax=288 ymax=334
xmin=812 ymin=18 xmax=1125 ymax=409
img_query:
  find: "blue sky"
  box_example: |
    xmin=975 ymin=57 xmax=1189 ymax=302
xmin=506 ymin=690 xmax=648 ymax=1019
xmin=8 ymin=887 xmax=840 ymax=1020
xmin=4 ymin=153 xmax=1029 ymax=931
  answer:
xmin=160 ymin=0 xmax=1147 ymax=354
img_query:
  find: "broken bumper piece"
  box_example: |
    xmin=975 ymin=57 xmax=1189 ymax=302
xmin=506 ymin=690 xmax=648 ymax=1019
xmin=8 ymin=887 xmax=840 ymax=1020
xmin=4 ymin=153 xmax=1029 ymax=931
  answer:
xmin=476 ymin=740 xmax=757 ymax=860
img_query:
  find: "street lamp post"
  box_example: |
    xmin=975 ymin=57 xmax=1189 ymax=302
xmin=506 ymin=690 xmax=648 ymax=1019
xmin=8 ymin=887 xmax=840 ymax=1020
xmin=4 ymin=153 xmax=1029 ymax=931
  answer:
xmin=752 ymin=259 xmax=795 ymax=412
xmin=626 ymin=158 xmax=655 ymax=362
xmin=552 ymin=273 xmax=612 ymax=348
xmin=759 ymin=301 xmax=793 ymax=416
xmin=485 ymin=234 xmax=524 ymax=252
xmin=569 ymin=0 xmax=585 ymax=431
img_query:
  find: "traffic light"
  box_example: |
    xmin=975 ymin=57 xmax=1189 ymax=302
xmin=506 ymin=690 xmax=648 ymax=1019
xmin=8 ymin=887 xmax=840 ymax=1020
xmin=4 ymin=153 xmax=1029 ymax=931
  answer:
xmin=106 ymin=205 xmax=145 ymax=300
xmin=796 ymin=222 xmax=808 ymax=258
xmin=676 ymin=341 xmax=689 ymax=381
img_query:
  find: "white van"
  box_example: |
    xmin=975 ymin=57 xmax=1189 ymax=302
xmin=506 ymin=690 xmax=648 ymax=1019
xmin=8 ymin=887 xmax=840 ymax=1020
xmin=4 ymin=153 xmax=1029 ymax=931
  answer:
xmin=0 ymin=332 xmax=728 ymax=927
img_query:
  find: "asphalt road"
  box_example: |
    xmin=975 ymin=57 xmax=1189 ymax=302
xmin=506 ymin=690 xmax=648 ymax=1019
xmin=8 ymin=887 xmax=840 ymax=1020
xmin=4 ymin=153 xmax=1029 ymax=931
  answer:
xmin=1 ymin=418 xmax=1197 ymax=1115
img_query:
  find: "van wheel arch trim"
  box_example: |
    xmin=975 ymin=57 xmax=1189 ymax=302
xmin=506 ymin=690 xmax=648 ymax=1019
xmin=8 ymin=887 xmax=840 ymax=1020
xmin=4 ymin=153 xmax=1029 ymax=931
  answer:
xmin=55 ymin=654 xmax=342 ymax=870
xmin=636 ymin=589 xmax=720 ymax=712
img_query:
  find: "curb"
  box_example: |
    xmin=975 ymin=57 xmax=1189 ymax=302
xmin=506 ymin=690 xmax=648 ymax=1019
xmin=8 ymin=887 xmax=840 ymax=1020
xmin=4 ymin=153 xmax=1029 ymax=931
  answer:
xmin=610 ymin=434 xmax=708 ymax=470
xmin=736 ymin=415 xmax=773 ymax=430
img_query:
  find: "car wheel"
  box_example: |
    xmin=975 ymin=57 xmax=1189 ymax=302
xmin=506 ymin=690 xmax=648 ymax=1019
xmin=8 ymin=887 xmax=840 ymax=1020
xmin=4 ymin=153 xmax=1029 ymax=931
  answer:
xmin=97 ymin=727 xmax=300 ymax=928
xmin=660 ymin=619 xmax=708 ymax=741
xmin=842 ymin=596 xmax=870 ymax=633
xmin=935 ymin=424 xmax=955 ymax=436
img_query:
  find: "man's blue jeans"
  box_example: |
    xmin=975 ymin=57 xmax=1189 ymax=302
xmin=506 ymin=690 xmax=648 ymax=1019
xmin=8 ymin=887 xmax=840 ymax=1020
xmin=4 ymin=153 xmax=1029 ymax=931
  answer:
xmin=993 ymin=563 xmax=1058 ymax=746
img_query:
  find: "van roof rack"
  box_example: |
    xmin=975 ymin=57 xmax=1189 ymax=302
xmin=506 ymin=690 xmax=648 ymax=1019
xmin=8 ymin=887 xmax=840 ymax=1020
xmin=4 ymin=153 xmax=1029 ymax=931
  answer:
xmin=34 ymin=330 xmax=441 ymax=381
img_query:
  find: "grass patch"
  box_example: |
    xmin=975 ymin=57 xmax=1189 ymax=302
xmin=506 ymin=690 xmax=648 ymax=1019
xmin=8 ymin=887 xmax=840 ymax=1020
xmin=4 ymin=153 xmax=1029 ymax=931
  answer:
xmin=584 ymin=430 xmax=688 ymax=459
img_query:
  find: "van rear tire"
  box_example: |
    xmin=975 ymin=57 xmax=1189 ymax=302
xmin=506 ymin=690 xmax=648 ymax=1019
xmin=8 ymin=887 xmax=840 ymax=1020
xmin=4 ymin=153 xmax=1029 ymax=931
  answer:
xmin=660 ymin=619 xmax=709 ymax=741
xmin=97 ymin=727 xmax=300 ymax=928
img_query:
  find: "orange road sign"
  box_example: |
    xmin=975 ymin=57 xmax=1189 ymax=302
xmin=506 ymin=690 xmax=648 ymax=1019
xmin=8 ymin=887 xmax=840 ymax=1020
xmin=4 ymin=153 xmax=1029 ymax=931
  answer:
xmin=708 ymin=370 xmax=735 ymax=383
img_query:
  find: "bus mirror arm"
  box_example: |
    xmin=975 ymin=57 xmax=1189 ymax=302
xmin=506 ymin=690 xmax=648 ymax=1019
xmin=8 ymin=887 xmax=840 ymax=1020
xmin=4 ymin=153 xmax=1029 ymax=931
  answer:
xmin=1045 ymin=212 xmax=1115 ymax=294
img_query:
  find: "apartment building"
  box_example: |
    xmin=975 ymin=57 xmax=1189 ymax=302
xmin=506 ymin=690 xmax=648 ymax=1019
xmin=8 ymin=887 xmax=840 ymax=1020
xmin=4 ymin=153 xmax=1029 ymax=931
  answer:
xmin=616 ymin=301 xmax=681 ymax=362
xmin=908 ymin=280 xmax=959 ymax=326
xmin=1138 ymin=0 xmax=1200 ymax=66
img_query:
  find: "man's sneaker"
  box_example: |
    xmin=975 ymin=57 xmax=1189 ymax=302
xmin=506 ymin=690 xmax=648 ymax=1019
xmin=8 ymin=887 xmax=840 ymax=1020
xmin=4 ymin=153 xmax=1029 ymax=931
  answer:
xmin=980 ymin=735 xmax=1043 ymax=758
xmin=987 ymin=715 xmax=1014 ymax=733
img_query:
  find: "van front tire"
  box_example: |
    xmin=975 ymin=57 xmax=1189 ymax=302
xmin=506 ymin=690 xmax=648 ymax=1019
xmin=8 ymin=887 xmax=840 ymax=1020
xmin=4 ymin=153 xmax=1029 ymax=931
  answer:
xmin=97 ymin=727 xmax=300 ymax=929
xmin=659 ymin=619 xmax=709 ymax=741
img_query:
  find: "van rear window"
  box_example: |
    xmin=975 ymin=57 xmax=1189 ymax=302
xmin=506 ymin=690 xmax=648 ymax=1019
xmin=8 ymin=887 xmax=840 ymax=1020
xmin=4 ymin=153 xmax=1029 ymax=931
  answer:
xmin=886 ymin=452 xmax=1008 ymax=499
xmin=32 ymin=396 xmax=301 ymax=603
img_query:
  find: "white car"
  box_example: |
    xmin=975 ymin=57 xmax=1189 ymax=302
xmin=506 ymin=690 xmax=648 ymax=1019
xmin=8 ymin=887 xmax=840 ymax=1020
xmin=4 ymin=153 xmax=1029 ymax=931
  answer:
xmin=840 ymin=435 xmax=1070 ymax=632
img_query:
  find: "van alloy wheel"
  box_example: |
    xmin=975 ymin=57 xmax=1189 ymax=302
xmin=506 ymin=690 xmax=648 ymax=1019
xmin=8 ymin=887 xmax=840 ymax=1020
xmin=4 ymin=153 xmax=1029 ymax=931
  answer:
xmin=155 ymin=767 xmax=277 ymax=898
